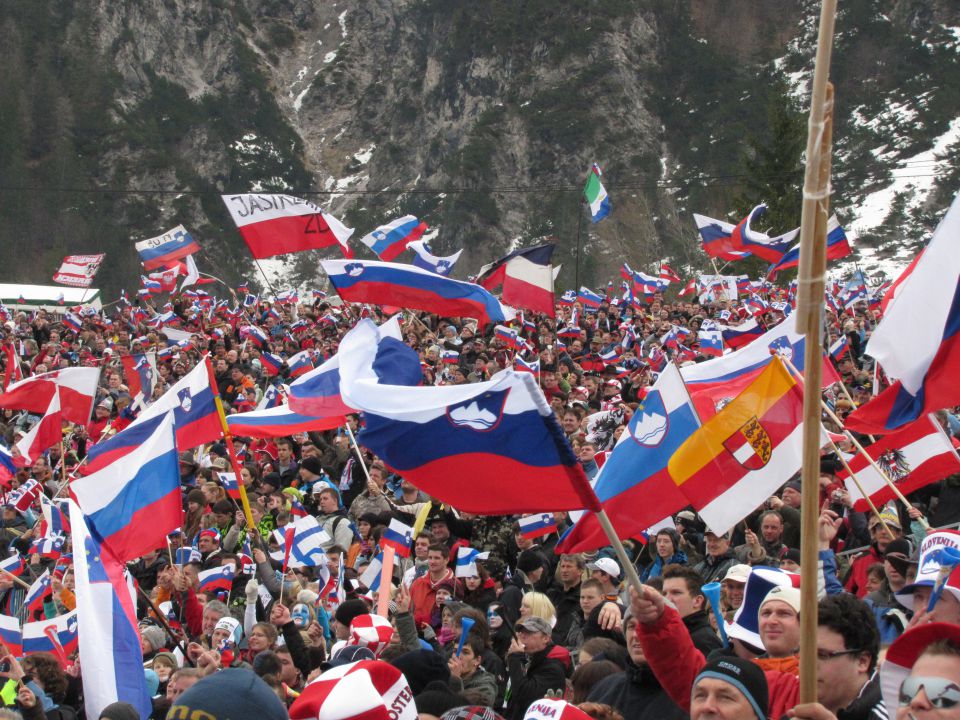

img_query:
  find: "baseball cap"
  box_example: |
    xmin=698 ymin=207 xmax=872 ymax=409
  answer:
xmin=722 ymin=564 xmax=751 ymax=584
xmin=896 ymin=529 xmax=960 ymax=607
xmin=759 ymin=585 xmax=801 ymax=615
xmin=515 ymin=616 xmax=552 ymax=635
xmin=586 ymin=557 xmax=621 ymax=580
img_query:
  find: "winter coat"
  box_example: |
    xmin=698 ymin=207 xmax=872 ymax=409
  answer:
xmin=585 ymin=660 xmax=687 ymax=720
xmin=505 ymin=645 xmax=567 ymax=720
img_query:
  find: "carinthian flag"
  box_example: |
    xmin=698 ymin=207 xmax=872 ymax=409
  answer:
xmin=669 ymin=357 xmax=817 ymax=534
xmin=847 ymin=191 xmax=960 ymax=433
xmin=584 ymin=164 xmax=611 ymax=223
xmin=839 ymin=415 xmax=960 ymax=511
xmin=53 ymin=254 xmax=105 ymax=288
xmin=476 ymin=244 xmax=557 ymax=316
xmin=222 ymin=194 xmax=354 ymax=259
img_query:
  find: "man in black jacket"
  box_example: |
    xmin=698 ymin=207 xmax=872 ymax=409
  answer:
xmin=546 ymin=554 xmax=585 ymax=650
xmin=505 ymin=616 xmax=567 ymax=720
xmin=586 ymin=609 xmax=686 ymax=719
xmin=661 ymin=564 xmax=722 ymax=655
xmin=693 ymin=530 xmax=739 ymax=585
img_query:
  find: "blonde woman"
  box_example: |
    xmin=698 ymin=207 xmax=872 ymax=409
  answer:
xmin=520 ymin=591 xmax=557 ymax=628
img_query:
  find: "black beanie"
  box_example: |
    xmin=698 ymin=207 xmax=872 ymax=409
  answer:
xmin=167 ymin=669 xmax=287 ymax=720
xmin=334 ymin=598 xmax=370 ymax=628
xmin=516 ymin=549 xmax=545 ymax=574
xmin=391 ymin=650 xmax=451 ymax=695
xmin=300 ymin=456 xmax=323 ymax=476
xmin=99 ymin=702 xmax=140 ymax=720
xmin=414 ymin=680 xmax=467 ymax=717
xmin=694 ymin=657 xmax=768 ymax=720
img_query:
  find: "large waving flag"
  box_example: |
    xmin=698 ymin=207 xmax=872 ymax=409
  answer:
xmin=0 ymin=367 xmax=100 ymax=424
xmin=766 ymin=215 xmax=852 ymax=278
xmin=839 ymin=414 xmax=960 ymax=511
xmin=847 ymin=193 xmax=960 ymax=433
xmin=693 ymin=214 xmax=751 ymax=261
xmin=227 ymin=403 xmax=344 ymax=438
xmin=407 ymin=240 xmax=462 ymax=277
xmin=135 ymin=225 xmax=200 ymax=270
xmin=53 ymin=254 xmax=105 ymax=288
xmin=287 ymin=350 xmax=357 ymax=419
xmin=15 ymin=391 xmax=62 ymax=465
xmin=70 ymin=503 xmax=152 ymax=720
xmin=272 ymin=516 xmax=332 ymax=568
xmin=476 ymin=244 xmax=557 ymax=316
xmin=222 ymin=194 xmax=354 ymax=259
xmin=359 ymin=215 xmax=428 ymax=261
xmin=321 ymin=259 xmax=514 ymax=327
xmin=669 ymin=357 xmax=816 ymax=534
xmin=85 ymin=361 xmax=219 ymax=473
xmin=71 ymin=413 xmax=182 ymax=561
xmin=716 ymin=317 xmax=765 ymax=350
xmin=584 ymin=163 xmax=611 ymax=223
xmin=558 ymin=365 xmax=699 ymax=553
xmin=337 ymin=318 xmax=599 ymax=514
xmin=681 ymin=315 xmax=840 ymax=419
xmin=732 ymin=205 xmax=800 ymax=263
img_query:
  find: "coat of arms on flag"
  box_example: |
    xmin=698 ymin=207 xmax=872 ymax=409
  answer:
xmin=722 ymin=417 xmax=773 ymax=470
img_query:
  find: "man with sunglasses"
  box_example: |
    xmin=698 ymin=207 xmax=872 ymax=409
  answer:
xmin=876 ymin=623 xmax=960 ymax=720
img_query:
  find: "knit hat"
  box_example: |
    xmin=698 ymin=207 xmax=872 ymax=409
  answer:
xmin=882 ymin=538 xmax=916 ymax=578
xmin=324 ymin=645 xmax=376 ymax=670
xmin=391 ymin=649 xmax=451 ymax=695
xmin=140 ymin=625 xmax=166 ymax=653
xmin=186 ymin=489 xmax=206 ymax=505
xmin=214 ymin=616 xmax=243 ymax=647
xmin=199 ymin=528 xmax=220 ymax=543
xmin=694 ymin=657 xmax=769 ymax=720
xmin=289 ymin=660 xmax=418 ymax=720
xmin=169 ymin=668 xmax=288 ymax=720
xmin=441 ymin=708 xmax=506 ymax=720
xmin=348 ymin=613 xmax=395 ymax=657
xmin=516 ymin=550 xmax=545 ymax=574
xmin=759 ymin=585 xmax=801 ymax=615
xmin=261 ymin=472 xmax=282 ymax=490
xmin=523 ymin=699 xmax=591 ymax=720
xmin=415 ymin=680 xmax=467 ymax=718
xmin=99 ymin=702 xmax=141 ymax=720
xmin=300 ymin=456 xmax=323 ymax=476
xmin=335 ymin=599 xmax=371 ymax=628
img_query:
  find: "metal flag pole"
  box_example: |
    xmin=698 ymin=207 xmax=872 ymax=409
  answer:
xmin=794 ymin=0 xmax=839 ymax=703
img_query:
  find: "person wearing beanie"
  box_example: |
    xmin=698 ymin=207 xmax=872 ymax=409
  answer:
xmin=846 ymin=509 xmax=903 ymax=598
xmin=298 ymin=454 xmax=324 ymax=486
xmin=500 ymin=550 xmax=547 ymax=624
xmin=391 ymin=649 xmax=452 ymax=695
xmin=99 ymin=701 xmax=141 ymax=720
xmin=140 ymin=625 xmax=167 ymax=660
xmin=332 ymin=598 xmax=371 ymax=650
xmin=415 ymin=679 xmax=468 ymax=718
xmin=167 ymin=668 xmax=288 ymax=720
xmin=690 ymin=656 xmax=768 ymax=720
xmin=442 ymin=707 xmax=506 ymax=720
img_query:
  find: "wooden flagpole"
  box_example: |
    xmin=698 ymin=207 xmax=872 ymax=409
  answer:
xmin=795 ymin=0 xmax=838 ymax=703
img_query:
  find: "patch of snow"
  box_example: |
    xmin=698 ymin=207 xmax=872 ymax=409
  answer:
xmin=323 ymin=23 xmax=331 ymax=30
xmin=850 ymin=116 xmax=960 ymax=236
xmin=293 ymin=86 xmax=311 ymax=112
xmin=353 ymin=145 xmax=375 ymax=165
xmin=520 ymin=100 xmax=531 ymax=107
xmin=338 ymin=10 xmax=349 ymax=38
xmin=323 ymin=51 xmax=338 ymax=64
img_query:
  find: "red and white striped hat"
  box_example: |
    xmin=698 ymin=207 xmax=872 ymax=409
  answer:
xmin=348 ymin=613 xmax=394 ymax=658
xmin=879 ymin=622 xmax=960 ymax=712
xmin=289 ymin=660 xmax=417 ymax=720
xmin=523 ymin=699 xmax=591 ymax=720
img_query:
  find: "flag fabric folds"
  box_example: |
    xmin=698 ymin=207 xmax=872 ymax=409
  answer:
xmin=222 ymin=194 xmax=354 ymax=259
xmin=847 ymin=191 xmax=960 ymax=433
xmin=0 ymin=615 xmax=22 ymax=657
xmin=476 ymin=244 xmax=557 ymax=316
xmin=53 ymin=254 xmax=105 ymax=287
xmin=584 ymin=164 xmax=611 ymax=223
xmin=71 ymin=414 xmax=182 ymax=561
xmin=272 ymin=516 xmax=332 ymax=568
xmin=135 ymin=225 xmax=200 ymax=270
xmin=668 ymin=357 xmax=817 ymax=535
xmin=407 ymin=240 xmax=462 ymax=276
xmin=226 ymin=403 xmax=344 ymax=438
xmin=455 ymin=547 xmax=490 ymax=578
xmin=839 ymin=415 xmax=960 ymax=511
xmin=337 ymin=318 xmax=600 ymax=514
xmin=287 ymin=352 xmax=356 ymax=419
xmin=22 ymin=610 xmax=78 ymax=658
xmin=381 ymin=518 xmax=414 ymax=559
xmin=693 ymin=214 xmax=751 ymax=261
xmin=766 ymin=215 xmax=851 ymax=278
xmin=23 ymin=570 xmax=52 ymax=617
xmin=70 ymin=503 xmax=153 ymax=720
xmin=15 ymin=391 xmax=61 ymax=465
xmin=518 ymin=513 xmax=557 ymax=540
xmin=321 ymin=259 xmax=514 ymax=327
xmin=0 ymin=367 xmax=100 ymax=424
xmin=359 ymin=215 xmax=428 ymax=261
xmin=198 ymin=565 xmax=235 ymax=596
xmin=558 ymin=365 xmax=699 ymax=552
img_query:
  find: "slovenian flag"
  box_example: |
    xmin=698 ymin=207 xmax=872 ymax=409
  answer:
xmin=380 ymin=518 xmax=413 ymax=558
xmin=577 ymin=287 xmax=604 ymax=310
xmin=407 ymin=240 xmax=462 ymax=277
xmin=198 ymin=565 xmax=235 ymax=596
xmin=584 ymin=163 xmax=611 ymax=223
xmin=514 ymin=356 xmax=540 ymax=374
xmin=518 ymin=513 xmax=557 ymax=540
xmin=360 ymin=216 xmax=428 ymax=261
xmin=217 ymin=472 xmax=242 ymax=500
xmin=829 ymin=335 xmax=849 ymax=360
xmin=135 ymin=225 xmax=200 ymax=270
xmin=286 ymin=350 xmax=315 ymax=378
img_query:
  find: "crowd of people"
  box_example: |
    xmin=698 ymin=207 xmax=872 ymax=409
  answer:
xmin=0 ymin=274 xmax=957 ymax=720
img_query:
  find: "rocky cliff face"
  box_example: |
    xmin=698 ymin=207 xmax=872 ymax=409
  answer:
xmin=0 ymin=0 xmax=957 ymax=295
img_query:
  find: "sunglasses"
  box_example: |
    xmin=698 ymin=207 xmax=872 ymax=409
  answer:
xmin=900 ymin=676 xmax=960 ymax=709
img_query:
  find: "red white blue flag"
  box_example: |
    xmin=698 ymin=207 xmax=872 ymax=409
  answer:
xmin=135 ymin=225 xmax=200 ymax=270
xmin=359 ymin=215 xmax=428 ymax=261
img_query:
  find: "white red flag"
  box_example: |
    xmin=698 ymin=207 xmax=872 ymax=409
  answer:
xmin=0 ymin=367 xmax=100 ymax=424
xmin=15 ymin=392 xmax=62 ymax=465
xmin=53 ymin=254 xmax=105 ymax=288
xmin=222 ymin=194 xmax=354 ymax=259
xmin=839 ymin=414 xmax=960 ymax=511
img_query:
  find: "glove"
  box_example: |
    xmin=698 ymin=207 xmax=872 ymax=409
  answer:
xmin=421 ymin=625 xmax=436 ymax=642
xmin=245 ymin=578 xmax=260 ymax=604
